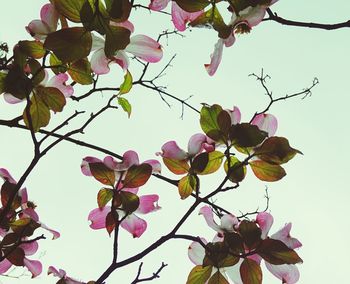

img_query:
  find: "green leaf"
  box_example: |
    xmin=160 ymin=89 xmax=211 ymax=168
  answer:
xmin=200 ymin=104 xmax=225 ymax=141
xmin=229 ymin=123 xmax=268 ymax=148
xmin=196 ymin=151 xmax=224 ymax=175
xmin=106 ymin=0 xmax=132 ymax=22
xmin=254 ymin=137 xmax=302 ymax=165
xmin=4 ymin=65 xmax=32 ymax=100
xmin=49 ymin=53 xmax=67 ymax=75
xmin=238 ymin=220 xmax=262 ymax=250
xmin=89 ymin=162 xmax=116 ymax=186
xmin=123 ymin=164 xmax=152 ymax=188
xmin=175 ymin=0 xmax=210 ymax=13
xmin=97 ymin=188 xmax=113 ymax=208
xmin=68 ymin=58 xmax=93 ymax=84
xmin=18 ymin=40 xmax=46 ymax=59
xmin=224 ymin=156 xmax=246 ymax=183
xmin=249 ymin=160 xmax=286 ymax=182
xmin=36 ymin=86 xmax=66 ymax=112
xmin=10 ymin=218 xmax=40 ymax=237
xmin=119 ymin=70 xmax=133 ymax=94
xmin=52 ymin=0 xmax=86 ymax=22
xmin=23 ymin=93 xmax=51 ymax=132
xmin=191 ymin=152 xmax=209 ymax=173
xmin=118 ymin=97 xmax=132 ymax=118
xmin=190 ymin=7 xmax=232 ymax=39
xmin=257 ymin=238 xmax=303 ymax=265
xmin=120 ymin=191 xmax=140 ymax=213
xmin=240 ymin=258 xmax=262 ymax=284
xmin=163 ymin=157 xmax=189 ymax=175
xmin=0 ymin=72 xmax=6 ymax=94
xmin=178 ymin=174 xmax=196 ymax=199
xmin=186 ymin=265 xmax=212 ymax=284
xmin=44 ymin=27 xmax=92 ymax=63
xmin=80 ymin=0 xmax=109 ymax=34
xmin=104 ymin=25 xmax=131 ymax=58
xmin=208 ymin=271 xmax=229 ymax=284
xmin=27 ymin=59 xmax=45 ymax=86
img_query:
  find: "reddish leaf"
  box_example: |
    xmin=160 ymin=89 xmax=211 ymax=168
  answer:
xmin=104 ymin=26 xmax=131 ymax=58
xmin=123 ymin=164 xmax=152 ymax=188
xmin=249 ymin=160 xmax=286 ymax=182
xmin=238 ymin=220 xmax=262 ymax=249
xmin=68 ymin=58 xmax=93 ymax=85
xmin=1 ymin=181 xmax=21 ymax=209
xmin=6 ymin=247 xmax=25 ymax=266
xmin=224 ymin=156 xmax=246 ymax=183
xmin=217 ymin=110 xmax=232 ymax=135
xmin=163 ymin=157 xmax=189 ymax=175
xmin=186 ymin=265 xmax=212 ymax=284
xmin=229 ymin=123 xmax=267 ymax=148
xmin=120 ymin=191 xmax=139 ymax=213
xmin=89 ymin=163 xmax=116 ymax=186
xmin=191 ymin=152 xmax=209 ymax=173
xmin=257 ymin=238 xmax=303 ymax=265
xmin=105 ymin=211 xmax=116 ymax=235
xmin=208 ymin=270 xmax=229 ymax=284
xmin=178 ymin=175 xmax=196 ymax=200
xmin=224 ymin=232 xmax=244 ymax=255
xmin=240 ymin=258 xmax=262 ymax=284
xmin=254 ymin=137 xmax=302 ymax=165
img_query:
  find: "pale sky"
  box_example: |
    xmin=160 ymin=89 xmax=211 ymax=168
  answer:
xmin=0 ymin=0 xmax=349 ymax=283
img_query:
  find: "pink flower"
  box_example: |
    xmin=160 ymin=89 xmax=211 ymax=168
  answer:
xmin=149 ymin=0 xmax=203 ymax=31
xmin=205 ymin=1 xmax=279 ymax=76
xmin=0 ymin=238 xmax=42 ymax=278
xmin=90 ymin=21 xmax=163 ymax=74
xmin=48 ymin=266 xmax=85 ymax=284
xmin=26 ymin=3 xmax=59 ymax=41
xmin=3 ymin=71 xmax=73 ymax=104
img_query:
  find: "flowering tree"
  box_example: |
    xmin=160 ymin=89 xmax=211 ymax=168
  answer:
xmin=0 ymin=0 xmax=347 ymax=283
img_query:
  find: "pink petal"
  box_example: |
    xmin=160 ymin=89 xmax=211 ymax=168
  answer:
xmin=271 ymin=223 xmax=302 ymax=249
xmin=113 ymin=50 xmax=130 ymax=71
xmin=198 ymin=206 xmax=221 ymax=232
xmin=81 ymin=156 xmax=102 ymax=176
xmin=88 ymin=206 xmax=110 ymax=230
xmin=0 ymin=259 xmax=12 ymax=274
xmin=224 ymin=34 xmax=236 ymax=47
xmin=122 ymin=187 xmax=139 ymax=194
xmin=143 ymin=159 xmax=161 ymax=173
xmin=24 ymin=258 xmax=42 ymax=278
xmin=40 ymin=4 xmax=58 ymax=32
xmin=205 ymin=39 xmax=224 ymax=76
xmin=225 ymin=106 xmax=241 ymax=125
xmin=220 ymin=214 xmax=238 ymax=232
xmin=158 ymin=141 xmax=188 ymax=160
xmin=188 ymin=238 xmax=207 ymax=265
xmin=20 ymin=241 xmax=38 ymax=256
xmin=137 ymin=195 xmax=160 ymax=214
xmin=247 ymin=254 xmax=262 ymax=265
xmin=187 ymin=133 xmax=207 ymax=156
xmin=239 ymin=6 xmax=267 ymax=27
xmin=19 ymin=187 xmax=28 ymax=203
xmin=3 ymin=93 xmax=24 ymax=104
xmin=26 ymin=20 xmax=51 ymax=41
xmin=256 ymin=212 xmax=274 ymax=239
xmin=120 ymin=214 xmax=147 ymax=238
xmin=171 ymin=2 xmax=203 ymax=32
xmin=48 ymin=266 xmax=66 ymax=278
xmin=21 ymin=208 xmax=39 ymax=222
xmin=110 ymin=20 xmax=135 ymax=33
xmin=251 ymin=113 xmax=278 ymax=137
xmin=149 ymin=0 xmax=170 ymax=11
xmin=126 ymin=35 xmax=163 ymax=63
xmin=40 ymin=222 xmax=60 ymax=240
xmin=91 ymin=48 xmax=110 ymax=75
xmin=104 ymin=151 xmax=139 ymax=172
xmin=265 ymin=263 xmax=300 ymax=284
xmin=46 ymin=73 xmax=74 ymax=98
xmin=0 ymin=168 xmax=16 ymax=184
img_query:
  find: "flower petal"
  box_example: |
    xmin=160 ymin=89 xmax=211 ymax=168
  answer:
xmin=143 ymin=159 xmax=161 ymax=173
xmin=40 ymin=222 xmax=60 ymax=240
xmin=199 ymin=206 xmax=221 ymax=232
xmin=239 ymin=6 xmax=267 ymax=27
xmin=158 ymin=141 xmax=188 ymax=160
xmin=91 ymin=48 xmax=110 ymax=75
xmin=220 ymin=214 xmax=238 ymax=232
xmin=26 ymin=20 xmax=51 ymax=41
xmin=225 ymin=106 xmax=241 ymax=125
xmin=120 ymin=214 xmax=147 ymax=238
xmin=110 ymin=20 xmax=135 ymax=33
xmin=24 ymin=258 xmax=42 ymax=278
xmin=0 ymin=168 xmax=17 ymax=184
xmin=251 ymin=113 xmax=278 ymax=137
xmin=271 ymin=223 xmax=302 ymax=249
xmin=40 ymin=3 xmax=58 ymax=32
xmin=265 ymin=263 xmax=300 ymax=284
xmin=46 ymin=73 xmax=74 ymax=97
xmin=0 ymin=259 xmax=12 ymax=274
xmin=48 ymin=266 xmax=66 ymax=278
xmin=88 ymin=206 xmax=111 ymax=230
xmin=149 ymin=0 xmax=170 ymax=11
xmin=3 ymin=93 xmax=24 ymax=104
xmin=205 ymin=39 xmax=224 ymax=76
xmin=256 ymin=212 xmax=274 ymax=239
xmin=171 ymin=2 xmax=202 ymax=31
xmin=126 ymin=35 xmax=163 ymax=63
xmin=20 ymin=241 xmax=38 ymax=256
xmin=188 ymin=238 xmax=207 ymax=265
xmin=81 ymin=157 xmax=102 ymax=176
xmin=187 ymin=133 xmax=207 ymax=156
xmin=137 ymin=195 xmax=160 ymax=214
xmin=113 ymin=50 xmax=130 ymax=71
